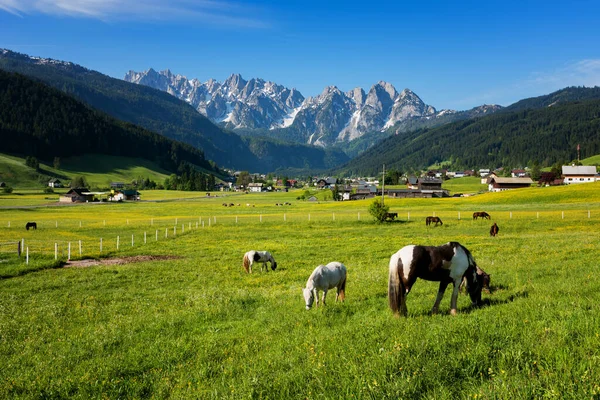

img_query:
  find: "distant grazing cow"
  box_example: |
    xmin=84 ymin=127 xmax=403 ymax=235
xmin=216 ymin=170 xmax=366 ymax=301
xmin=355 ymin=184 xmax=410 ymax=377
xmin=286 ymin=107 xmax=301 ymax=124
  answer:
xmin=490 ymin=222 xmax=499 ymax=237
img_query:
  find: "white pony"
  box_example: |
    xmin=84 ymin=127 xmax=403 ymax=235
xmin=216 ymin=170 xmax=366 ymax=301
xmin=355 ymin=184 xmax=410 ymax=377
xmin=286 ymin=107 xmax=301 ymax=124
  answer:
xmin=242 ymin=250 xmax=277 ymax=273
xmin=303 ymin=262 xmax=347 ymax=310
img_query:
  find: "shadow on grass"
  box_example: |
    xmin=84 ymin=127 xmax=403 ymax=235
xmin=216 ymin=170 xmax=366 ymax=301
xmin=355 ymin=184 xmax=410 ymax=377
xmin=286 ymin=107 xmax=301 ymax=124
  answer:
xmin=408 ymin=289 xmax=529 ymax=317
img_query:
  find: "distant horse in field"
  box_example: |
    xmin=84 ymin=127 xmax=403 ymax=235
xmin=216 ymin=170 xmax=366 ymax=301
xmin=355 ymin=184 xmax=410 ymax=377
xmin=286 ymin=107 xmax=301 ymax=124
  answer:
xmin=242 ymin=250 xmax=277 ymax=273
xmin=473 ymin=211 xmax=491 ymax=220
xmin=303 ymin=262 xmax=347 ymax=310
xmin=490 ymin=222 xmax=499 ymax=237
xmin=425 ymin=216 xmax=443 ymax=226
xmin=25 ymin=222 xmax=37 ymax=230
xmin=388 ymin=242 xmax=484 ymax=316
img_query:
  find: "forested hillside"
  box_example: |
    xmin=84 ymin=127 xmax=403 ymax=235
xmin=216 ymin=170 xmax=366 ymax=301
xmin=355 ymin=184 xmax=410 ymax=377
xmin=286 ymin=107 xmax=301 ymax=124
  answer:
xmin=0 ymin=49 xmax=348 ymax=172
xmin=336 ymin=98 xmax=600 ymax=176
xmin=0 ymin=70 xmax=216 ymax=174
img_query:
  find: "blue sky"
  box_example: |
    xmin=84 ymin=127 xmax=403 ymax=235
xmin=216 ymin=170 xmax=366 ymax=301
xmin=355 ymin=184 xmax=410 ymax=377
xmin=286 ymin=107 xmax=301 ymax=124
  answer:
xmin=1 ymin=0 xmax=599 ymax=110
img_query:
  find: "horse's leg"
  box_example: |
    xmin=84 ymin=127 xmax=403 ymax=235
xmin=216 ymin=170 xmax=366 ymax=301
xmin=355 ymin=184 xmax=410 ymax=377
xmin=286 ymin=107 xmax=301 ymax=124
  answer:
xmin=313 ymin=289 xmax=319 ymax=307
xmin=432 ymin=281 xmax=449 ymax=314
xmin=321 ymin=290 xmax=327 ymax=306
xmin=449 ymin=280 xmax=462 ymax=316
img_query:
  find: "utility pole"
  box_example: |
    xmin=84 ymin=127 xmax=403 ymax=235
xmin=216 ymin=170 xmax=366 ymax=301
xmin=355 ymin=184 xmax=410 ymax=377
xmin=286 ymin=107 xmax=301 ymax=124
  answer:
xmin=382 ymin=164 xmax=385 ymax=205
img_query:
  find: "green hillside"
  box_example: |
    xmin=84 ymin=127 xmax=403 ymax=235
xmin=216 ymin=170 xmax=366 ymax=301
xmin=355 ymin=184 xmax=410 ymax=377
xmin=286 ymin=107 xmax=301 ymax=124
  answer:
xmin=0 ymin=153 xmax=171 ymax=189
xmin=0 ymin=70 xmax=217 ymax=176
xmin=0 ymin=49 xmax=348 ymax=173
xmin=335 ymin=98 xmax=600 ymax=176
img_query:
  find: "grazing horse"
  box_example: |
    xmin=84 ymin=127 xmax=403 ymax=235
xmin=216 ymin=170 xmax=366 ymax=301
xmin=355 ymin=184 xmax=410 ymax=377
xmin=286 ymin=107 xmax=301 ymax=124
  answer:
xmin=242 ymin=250 xmax=277 ymax=273
xmin=490 ymin=222 xmax=499 ymax=237
xmin=425 ymin=216 xmax=443 ymax=226
xmin=473 ymin=211 xmax=491 ymax=220
xmin=25 ymin=222 xmax=37 ymax=230
xmin=303 ymin=262 xmax=347 ymax=310
xmin=388 ymin=242 xmax=483 ymax=316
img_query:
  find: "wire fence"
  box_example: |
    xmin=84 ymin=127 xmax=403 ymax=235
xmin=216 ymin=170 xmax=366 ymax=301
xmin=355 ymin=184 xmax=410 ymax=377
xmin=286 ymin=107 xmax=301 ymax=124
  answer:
xmin=0 ymin=209 xmax=596 ymax=264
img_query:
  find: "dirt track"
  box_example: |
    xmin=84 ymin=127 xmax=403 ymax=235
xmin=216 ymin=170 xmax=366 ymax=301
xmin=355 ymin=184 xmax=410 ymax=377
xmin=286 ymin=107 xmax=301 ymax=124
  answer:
xmin=64 ymin=255 xmax=181 ymax=268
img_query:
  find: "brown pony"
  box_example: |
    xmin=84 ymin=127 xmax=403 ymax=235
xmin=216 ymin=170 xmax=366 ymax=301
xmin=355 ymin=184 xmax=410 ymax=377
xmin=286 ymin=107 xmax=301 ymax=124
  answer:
xmin=425 ymin=216 xmax=443 ymax=226
xmin=473 ymin=212 xmax=491 ymax=220
xmin=490 ymin=222 xmax=499 ymax=237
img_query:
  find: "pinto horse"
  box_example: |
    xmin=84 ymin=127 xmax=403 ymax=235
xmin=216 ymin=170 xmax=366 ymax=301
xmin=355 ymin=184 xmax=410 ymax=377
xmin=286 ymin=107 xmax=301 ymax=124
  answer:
xmin=425 ymin=216 xmax=443 ymax=226
xmin=242 ymin=250 xmax=277 ymax=273
xmin=388 ymin=242 xmax=483 ymax=316
xmin=25 ymin=222 xmax=37 ymax=230
xmin=303 ymin=262 xmax=347 ymax=310
xmin=490 ymin=222 xmax=499 ymax=237
xmin=473 ymin=211 xmax=491 ymax=220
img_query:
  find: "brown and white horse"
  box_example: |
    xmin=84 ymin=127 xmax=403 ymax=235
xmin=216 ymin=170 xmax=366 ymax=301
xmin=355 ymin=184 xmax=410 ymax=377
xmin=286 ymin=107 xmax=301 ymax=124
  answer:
xmin=242 ymin=250 xmax=277 ymax=273
xmin=388 ymin=242 xmax=483 ymax=316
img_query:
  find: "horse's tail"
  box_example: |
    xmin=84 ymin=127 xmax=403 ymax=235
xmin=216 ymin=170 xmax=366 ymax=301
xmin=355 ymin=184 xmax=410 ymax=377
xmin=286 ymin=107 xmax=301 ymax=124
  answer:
xmin=243 ymin=253 xmax=250 ymax=273
xmin=338 ymin=272 xmax=347 ymax=301
xmin=388 ymin=252 xmax=405 ymax=316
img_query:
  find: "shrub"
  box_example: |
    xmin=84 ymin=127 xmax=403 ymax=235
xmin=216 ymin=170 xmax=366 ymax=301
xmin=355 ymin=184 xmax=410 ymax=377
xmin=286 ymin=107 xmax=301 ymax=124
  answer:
xmin=368 ymin=198 xmax=389 ymax=222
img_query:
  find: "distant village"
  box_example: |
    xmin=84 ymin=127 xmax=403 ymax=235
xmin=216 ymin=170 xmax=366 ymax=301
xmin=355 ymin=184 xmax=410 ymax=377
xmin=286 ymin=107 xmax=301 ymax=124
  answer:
xmin=38 ymin=165 xmax=599 ymax=203
xmin=216 ymin=164 xmax=599 ymax=201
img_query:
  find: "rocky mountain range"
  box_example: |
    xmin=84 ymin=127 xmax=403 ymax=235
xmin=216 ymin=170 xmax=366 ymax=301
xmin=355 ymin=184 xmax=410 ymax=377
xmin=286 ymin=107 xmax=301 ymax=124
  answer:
xmin=125 ymin=69 xmax=501 ymax=147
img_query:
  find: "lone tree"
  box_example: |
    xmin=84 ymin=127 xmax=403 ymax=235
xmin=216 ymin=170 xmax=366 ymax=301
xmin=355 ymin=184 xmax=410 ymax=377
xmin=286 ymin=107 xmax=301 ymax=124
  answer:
xmin=368 ymin=198 xmax=390 ymax=223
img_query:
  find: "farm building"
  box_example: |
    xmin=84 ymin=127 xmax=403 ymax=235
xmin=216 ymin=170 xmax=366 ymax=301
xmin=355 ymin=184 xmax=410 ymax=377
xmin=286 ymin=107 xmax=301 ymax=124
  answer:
xmin=48 ymin=178 xmax=62 ymax=188
xmin=248 ymin=183 xmax=264 ymax=193
xmin=111 ymin=182 xmax=125 ymax=189
xmin=561 ymin=165 xmax=597 ymax=184
xmin=384 ymin=189 xmax=449 ymax=198
xmin=487 ymin=177 xmax=533 ymax=192
xmin=59 ymin=188 xmax=94 ymax=203
xmin=111 ymin=190 xmax=141 ymax=201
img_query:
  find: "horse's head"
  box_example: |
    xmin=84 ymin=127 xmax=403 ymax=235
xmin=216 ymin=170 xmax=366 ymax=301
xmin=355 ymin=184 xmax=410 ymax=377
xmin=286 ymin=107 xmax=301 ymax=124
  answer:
xmin=465 ymin=266 xmax=484 ymax=307
xmin=303 ymin=288 xmax=314 ymax=310
xmin=271 ymin=261 xmax=277 ymax=271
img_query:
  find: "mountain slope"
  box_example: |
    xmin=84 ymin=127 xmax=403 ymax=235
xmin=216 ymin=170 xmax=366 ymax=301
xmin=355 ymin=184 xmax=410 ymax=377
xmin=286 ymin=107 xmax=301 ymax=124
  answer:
xmin=125 ymin=69 xmax=484 ymax=148
xmin=336 ymin=98 xmax=600 ymax=176
xmin=0 ymin=70 xmax=217 ymax=175
xmin=503 ymin=86 xmax=600 ymax=112
xmin=0 ymin=49 xmax=347 ymax=172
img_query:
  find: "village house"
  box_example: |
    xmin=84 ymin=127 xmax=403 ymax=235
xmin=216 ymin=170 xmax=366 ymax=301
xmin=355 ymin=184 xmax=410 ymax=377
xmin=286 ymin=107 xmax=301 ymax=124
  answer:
xmin=316 ymin=177 xmax=337 ymax=189
xmin=59 ymin=188 xmax=94 ymax=203
xmin=111 ymin=189 xmax=141 ymax=201
xmin=48 ymin=178 xmax=62 ymax=188
xmin=110 ymin=182 xmax=125 ymax=189
xmin=248 ymin=182 xmax=264 ymax=192
xmin=487 ymin=177 xmax=533 ymax=192
xmin=511 ymin=169 xmax=528 ymax=178
xmin=561 ymin=165 xmax=597 ymax=184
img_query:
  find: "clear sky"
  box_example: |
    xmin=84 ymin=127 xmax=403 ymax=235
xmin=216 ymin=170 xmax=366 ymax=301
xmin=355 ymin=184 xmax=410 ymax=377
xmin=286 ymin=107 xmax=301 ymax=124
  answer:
xmin=1 ymin=0 xmax=599 ymax=110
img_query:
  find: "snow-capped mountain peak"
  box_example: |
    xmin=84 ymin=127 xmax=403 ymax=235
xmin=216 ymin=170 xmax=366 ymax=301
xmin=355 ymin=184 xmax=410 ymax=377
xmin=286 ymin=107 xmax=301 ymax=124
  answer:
xmin=123 ymin=68 xmax=498 ymax=147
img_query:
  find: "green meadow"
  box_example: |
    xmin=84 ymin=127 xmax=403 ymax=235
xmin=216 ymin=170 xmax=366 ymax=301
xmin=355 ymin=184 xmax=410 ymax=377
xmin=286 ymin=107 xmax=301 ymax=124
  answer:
xmin=1 ymin=183 xmax=600 ymax=399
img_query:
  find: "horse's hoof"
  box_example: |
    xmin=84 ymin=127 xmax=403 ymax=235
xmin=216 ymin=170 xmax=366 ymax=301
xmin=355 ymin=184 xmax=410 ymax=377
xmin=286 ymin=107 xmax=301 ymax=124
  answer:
xmin=450 ymin=309 xmax=457 ymax=316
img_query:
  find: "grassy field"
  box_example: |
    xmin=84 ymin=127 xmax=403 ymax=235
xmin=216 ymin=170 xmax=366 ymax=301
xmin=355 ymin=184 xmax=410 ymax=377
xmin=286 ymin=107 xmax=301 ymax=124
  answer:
xmin=442 ymin=176 xmax=487 ymax=195
xmin=1 ymin=183 xmax=600 ymax=398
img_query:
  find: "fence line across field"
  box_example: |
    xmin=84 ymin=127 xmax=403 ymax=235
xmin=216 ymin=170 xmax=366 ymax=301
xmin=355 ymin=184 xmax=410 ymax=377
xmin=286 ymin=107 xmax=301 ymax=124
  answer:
xmin=0 ymin=209 xmax=596 ymax=231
